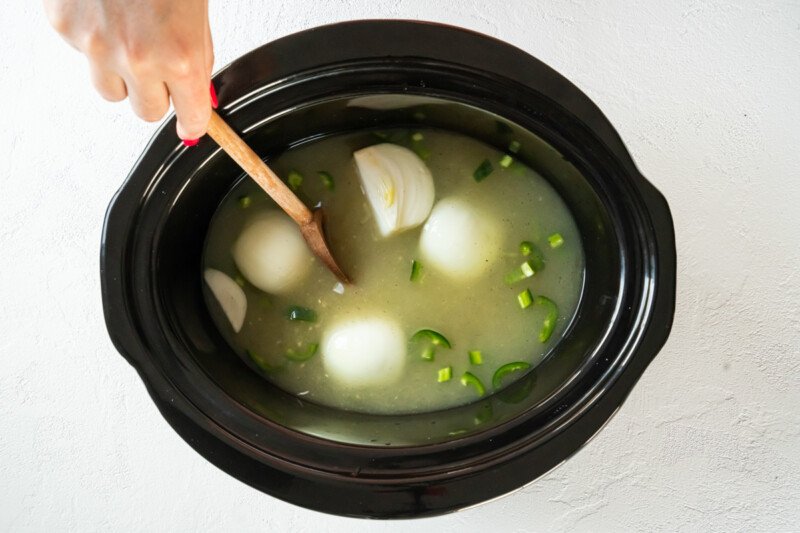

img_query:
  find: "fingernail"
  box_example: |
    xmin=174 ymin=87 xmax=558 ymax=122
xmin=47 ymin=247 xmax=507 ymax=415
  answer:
xmin=210 ymin=82 xmax=218 ymax=109
xmin=182 ymin=138 xmax=200 ymax=147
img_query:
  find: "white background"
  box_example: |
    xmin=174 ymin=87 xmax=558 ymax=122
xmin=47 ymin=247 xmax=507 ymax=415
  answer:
xmin=1 ymin=1 xmax=798 ymax=531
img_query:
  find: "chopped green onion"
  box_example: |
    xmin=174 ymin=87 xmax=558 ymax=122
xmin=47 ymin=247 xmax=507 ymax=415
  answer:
xmin=492 ymin=361 xmax=531 ymax=389
xmin=517 ymin=288 xmax=534 ymax=309
xmin=412 ymin=111 xmax=426 ymax=121
xmin=285 ymin=342 xmax=319 ymax=362
xmin=468 ymin=350 xmax=483 ymax=365
xmin=460 ymin=371 xmax=486 ymax=397
xmin=411 ymin=329 xmax=452 ymax=349
xmin=520 ymin=241 xmax=546 ymax=271
xmin=237 ymin=195 xmax=252 ymax=209
xmin=411 ymin=132 xmax=424 ymax=142
xmin=421 ymin=346 xmax=436 ymax=361
xmin=548 ymin=232 xmax=564 ymax=248
xmin=473 ymin=159 xmax=494 ymax=182
xmin=534 ymin=295 xmax=559 ymax=342
xmin=499 ymin=154 xmax=514 ymax=168
xmin=410 ymin=259 xmax=424 ymax=282
xmin=287 ymin=170 xmax=303 ymax=190
xmin=318 ymin=171 xmax=335 ymax=191
xmin=437 ymin=366 xmax=452 ymax=382
xmin=372 ymin=131 xmax=390 ymax=140
xmin=508 ymin=140 xmax=521 ymax=153
xmin=504 ymin=263 xmax=535 ymax=285
xmin=286 ymin=306 xmax=317 ymax=322
xmin=474 ymin=403 xmax=493 ymax=425
xmin=246 ymin=349 xmax=283 ymax=373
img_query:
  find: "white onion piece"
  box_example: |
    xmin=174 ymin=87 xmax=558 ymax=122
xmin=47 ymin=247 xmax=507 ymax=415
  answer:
xmin=203 ymin=268 xmax=247 ymax=332
xmin=232 ymin=211 xmax=313 ymax=294
xmin=322 ymin=317 xmax=405 ymax=387
xmin=353 ymin=143 xmax=435 ymax=237
xmin=419 ymin=198 xmax=502 ymax=280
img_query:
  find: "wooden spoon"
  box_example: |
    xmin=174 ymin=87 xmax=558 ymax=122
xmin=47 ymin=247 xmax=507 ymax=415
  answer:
xmin=206 ymin=110 xmax=351 ymax=284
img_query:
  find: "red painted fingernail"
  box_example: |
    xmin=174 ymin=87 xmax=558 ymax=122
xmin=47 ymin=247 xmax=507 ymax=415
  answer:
xmin=182 ymin=138 xmax=200 ymax=147
xmin=210 ymin=82 xmax=218 ymax=109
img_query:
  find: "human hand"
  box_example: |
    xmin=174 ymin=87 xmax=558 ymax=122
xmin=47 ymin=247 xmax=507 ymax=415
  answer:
xmin=44 ymin=0 xmax=215 ymax=142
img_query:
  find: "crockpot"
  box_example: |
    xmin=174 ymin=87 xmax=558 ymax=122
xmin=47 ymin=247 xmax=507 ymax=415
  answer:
xmin=101 ymin=20 xmax=676 ymax=518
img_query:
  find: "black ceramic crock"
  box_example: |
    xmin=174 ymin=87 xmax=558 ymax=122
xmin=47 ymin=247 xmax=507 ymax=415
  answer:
xmin=101 ymin=20 xmax=676 ymax=518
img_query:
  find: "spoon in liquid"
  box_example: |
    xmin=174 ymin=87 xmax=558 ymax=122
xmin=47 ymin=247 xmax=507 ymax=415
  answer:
xmin=205 ymin=110 xmax=351 ymax=285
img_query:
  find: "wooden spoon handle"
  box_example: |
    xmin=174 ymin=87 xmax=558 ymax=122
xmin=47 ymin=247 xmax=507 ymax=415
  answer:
xmin=206 ymin=110 xmax=313 ymax=225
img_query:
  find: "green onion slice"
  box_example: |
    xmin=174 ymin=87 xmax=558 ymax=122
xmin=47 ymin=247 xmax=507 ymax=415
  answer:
xmin=237 ymin=195 xmax=252 ymax=209
xmin=517 ymin=288 xmax=534 ymax=309
xmin=534 ymin=295 xmax=559 ymax=342
xmin=508 ymin=140 xmax=521 ymax=153
xmin=468 ymin=350 xmax=483 ymax=365
xmin=287 ymin=170 xmax=304 ymax=190
xmin=410 ymin=259 xmax=423 ymax=282
xmin=285 ymin=343 xmax=319 ymax=362
xmin=246 ymin=349 xmax=284 ymax=373
xmin=318 ymin=171 xmax=335 ymax=191
xmin=548 ymin=232 xmax=564 ymax=248
xmin=437 ymin=366 xmax=452 ymax=382
xmin=286 ymin=306 xmax=317 ymax=322
xmin=492 ymin=361 xmax=531 ymax=389
xmin=460 ymin=371 xmax=486 ymax=397
xmin=411 ymin=132 xmax=424 ymax=142
xmin=499 ymin=154 xmax=513 ymax=168
xmin=411 ymin=329 xmax=452 ymax=349
xmin=421 ymin=346 xmax=436 ymax=361
xmin=473 ymin=159 xmax=494 ymax=182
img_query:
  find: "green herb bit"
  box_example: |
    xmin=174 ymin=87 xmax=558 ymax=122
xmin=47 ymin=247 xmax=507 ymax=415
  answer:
xmin=534 ymin=295 xmax=559 ymax=342
xmin=410 ymin=259 xmax=424 ymax=282
xmin=372 ymin=131 xmax=390 ymax=140
xmin=286 ymin=305 xmax=317 ymax=322
xmin=234 ymin=274 xmax=246 ymax=287
xmin=499 ymin=154 xmax=514 ymax=168
xmin=548 ymin=232 xmax=564 ymax=248
xmin=285 ymin=342 xmax=319 ymax=362
xmin=412 ymin=111 xmax=426 ymax=121
xmin=492 ymin=361 xmax=531 ymax=389
xmin=318 ymin=171 xmax=335 ymax=191
xmin=287 ymin=170 xmax=304 ymax=191
xmin=460 ymin=371 xmax=486 ymax=397
xmin=517 ymin=288 xmax=534 ymax=309
xmin=246 ymin=349 xmax=283 ymax=373
xmin=468 ymin=350 xmax=483 ymax=365
xmin=411 ymin=329 xmax=452 ymax=349
xmin=411 ymin=132 xmax=424 ymax=142
xmin=237 ymin=195 xmax=252 ymax=209
xmin=473 ymin=159 xmax=494 ymax=182
xmin=508 ymin=140 xmax=521 ymax=153
xmin=421 ymin=346 xmax=436 ymax=361
xmin=437 ymin=366 xmax=452 ymax=382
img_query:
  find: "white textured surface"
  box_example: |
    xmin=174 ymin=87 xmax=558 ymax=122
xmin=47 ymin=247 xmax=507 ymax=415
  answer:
xmin=1 ymin=1 xmax=799 ymax=531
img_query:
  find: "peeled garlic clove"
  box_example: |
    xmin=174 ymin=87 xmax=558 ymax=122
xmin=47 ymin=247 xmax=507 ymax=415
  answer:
xmin=203 ymin=268 xmax=247 ymax=332
xmin=353 ymin=143 xmax=435 ymax=237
